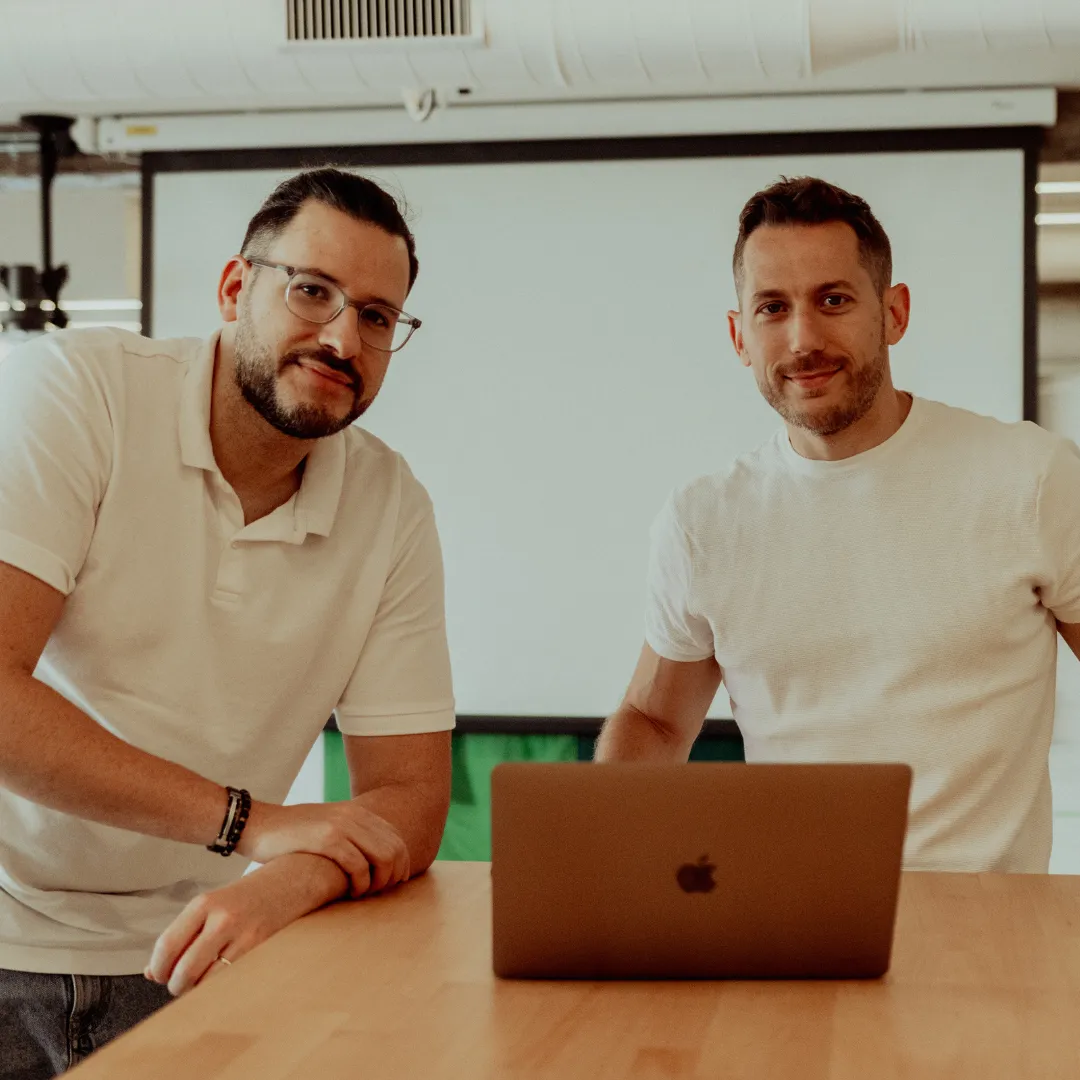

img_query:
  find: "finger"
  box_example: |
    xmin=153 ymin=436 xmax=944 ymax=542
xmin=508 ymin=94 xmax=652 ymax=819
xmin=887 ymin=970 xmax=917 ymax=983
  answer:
xmin=167 ymin=923 xmax=233 ymax=997
xmin=381 ymin=833 xmax=409 ymax=889
xmin=347 ymin=826 xmax=409 ymax=893
xmin=366 ymin=854 xmax=394 ymax=894
xmin=327 ymin=843 xmax=371 ymax=898
xmin=342 ymin=820 xmax=406 ymax=893
xmin=384 ymin=837 xmax=409 ymax=891
xmin=197 ymin=947 xmax=240 ymax=987
xmin=349 ymin=857 xmax=372 ymax=899
xmin=147 ymin=901 xmax=208 ymax=987
xmin=353 ymin=836 xmax=399 ymax=894
xmin=314 ymin=840 xmax=371 ymax=897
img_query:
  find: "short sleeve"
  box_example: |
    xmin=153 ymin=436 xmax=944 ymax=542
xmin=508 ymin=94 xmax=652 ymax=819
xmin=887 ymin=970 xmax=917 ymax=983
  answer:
xmin=643 ymin=493 xmax=715 ymax=662
xmin=0 ymin=336 xmax=114 ymax=595
xmin=334 ymin=483 xmax=456 ymax=736
xmin=1037 ymin=436 xmax=1080 ymax=623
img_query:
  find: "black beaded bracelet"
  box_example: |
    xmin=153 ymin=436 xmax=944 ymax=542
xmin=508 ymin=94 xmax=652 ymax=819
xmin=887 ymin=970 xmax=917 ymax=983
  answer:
xmin=207 ymin=786 xmax=252 ymax=856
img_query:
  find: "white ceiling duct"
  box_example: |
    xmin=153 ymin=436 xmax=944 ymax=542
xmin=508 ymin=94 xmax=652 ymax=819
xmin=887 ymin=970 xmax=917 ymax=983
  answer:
xmin=0 ymin=0 xmax=1077 ymax=123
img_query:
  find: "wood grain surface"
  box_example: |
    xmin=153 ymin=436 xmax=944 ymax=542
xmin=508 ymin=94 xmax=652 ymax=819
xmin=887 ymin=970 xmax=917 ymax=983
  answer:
xmin=69 ymin=863 xmax=1080 ymax=1079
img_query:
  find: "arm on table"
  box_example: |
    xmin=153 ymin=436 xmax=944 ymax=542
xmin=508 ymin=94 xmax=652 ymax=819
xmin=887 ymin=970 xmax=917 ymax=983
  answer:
xmin=343 ymin=728 xmax=452 ymax=877
xmin=147 ymin=853 xmax=349 ymax=995
xmin=594 ymin=642 xmax=722 ymax=762
xmin=0 ymin=560 xmax=423 ymax=895
xmin=148 ymin=731 xmax=451 ymax=996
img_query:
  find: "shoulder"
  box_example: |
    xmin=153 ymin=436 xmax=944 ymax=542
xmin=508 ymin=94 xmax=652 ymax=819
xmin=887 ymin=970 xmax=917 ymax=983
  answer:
xmin=2 ymin=327 xmax=199 ymax=385
xmin=340 ymin=425 xmax=433 ymax=517
xmin=668 ymin=433 xmax=786 ymax=537
xmin=917 ymin=397 xmax=1062 ymax=474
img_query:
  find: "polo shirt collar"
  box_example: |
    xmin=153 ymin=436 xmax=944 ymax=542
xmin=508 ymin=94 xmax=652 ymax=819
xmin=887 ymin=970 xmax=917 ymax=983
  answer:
xmin=178 ymin=332 xmax=219 ymax=473
xmin=294 ymin=432 xmax=346 ymax=539
xmin=179 ymin=331 xmax=347 ymax=541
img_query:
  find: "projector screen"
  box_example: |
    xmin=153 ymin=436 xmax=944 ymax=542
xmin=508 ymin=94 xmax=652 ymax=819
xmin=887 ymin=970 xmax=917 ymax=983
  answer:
xmin=150 ymin=141 xmax=1028 ymax=720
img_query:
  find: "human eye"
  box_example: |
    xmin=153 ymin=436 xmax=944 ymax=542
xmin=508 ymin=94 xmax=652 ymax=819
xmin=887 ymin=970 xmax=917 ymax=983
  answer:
xmin=295 ymin=279 xmax=333 ymax=302
xmin=361 ymin=306 xmax=395 ymax=330
xmin=822 ymin=294 xmax=851 ymax=310
xmin=757 ymin=301 xmax=785 ymax=317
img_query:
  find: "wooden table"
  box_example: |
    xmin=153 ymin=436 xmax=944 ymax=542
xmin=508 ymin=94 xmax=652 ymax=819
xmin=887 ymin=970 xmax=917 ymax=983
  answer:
xmin=70 ymin=863 xmax=1080 ymax=1079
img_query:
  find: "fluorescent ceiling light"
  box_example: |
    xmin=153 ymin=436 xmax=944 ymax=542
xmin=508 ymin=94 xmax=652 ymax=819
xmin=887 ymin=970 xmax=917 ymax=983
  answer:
xmin=0 ymin=299 xmax=142 ymax=312
xmin=1036 ymin=181 xmax=1080 ymax=195
xmin=1036 ymin=213 xmax=1080 ymax=226
xmin=68 ymin=320 xmax=142 ymax=332
xmin=63 ymin=299 xmax=142 ymax=311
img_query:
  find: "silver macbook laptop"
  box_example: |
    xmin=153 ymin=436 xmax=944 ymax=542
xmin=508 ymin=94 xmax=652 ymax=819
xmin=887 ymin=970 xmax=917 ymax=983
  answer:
xmin=491 ymin=761 xmax=912 ymax=979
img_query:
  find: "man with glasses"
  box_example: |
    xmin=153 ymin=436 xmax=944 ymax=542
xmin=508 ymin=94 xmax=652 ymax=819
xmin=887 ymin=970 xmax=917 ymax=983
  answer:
xmin=0 ymin=168 xmax=454 ymax=1077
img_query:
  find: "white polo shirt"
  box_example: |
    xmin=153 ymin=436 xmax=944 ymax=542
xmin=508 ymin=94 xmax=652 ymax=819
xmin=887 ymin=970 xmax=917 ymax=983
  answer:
xmin=0 ymin=327 xmax=455 ymax=975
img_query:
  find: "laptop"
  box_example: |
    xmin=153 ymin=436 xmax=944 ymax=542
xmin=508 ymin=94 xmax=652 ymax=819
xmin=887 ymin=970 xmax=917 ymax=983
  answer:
xmin=491 ymin=761 xmax=912 ymax=980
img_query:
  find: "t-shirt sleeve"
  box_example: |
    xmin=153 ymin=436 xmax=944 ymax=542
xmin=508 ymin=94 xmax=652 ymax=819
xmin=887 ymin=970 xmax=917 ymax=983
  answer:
xmin=0 ymin=337 xmax=113 ymax=595
xmin=1037 ymin=436 xmax=1080 ymax=624
xmin=334 ymin=481 xmax=456 ymax=736
xmin=643 ymin=493 xmax=715 ymax=662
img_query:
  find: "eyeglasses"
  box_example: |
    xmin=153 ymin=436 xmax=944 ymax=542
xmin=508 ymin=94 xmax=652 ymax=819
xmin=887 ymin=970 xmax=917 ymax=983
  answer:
xmin=244 ymin=257 xmax=422 ymax=353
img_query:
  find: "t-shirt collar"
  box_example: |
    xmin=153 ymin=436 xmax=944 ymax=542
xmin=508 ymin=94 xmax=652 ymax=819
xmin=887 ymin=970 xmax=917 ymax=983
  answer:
xmin=777 ymin=393 xmax=926 ymax=476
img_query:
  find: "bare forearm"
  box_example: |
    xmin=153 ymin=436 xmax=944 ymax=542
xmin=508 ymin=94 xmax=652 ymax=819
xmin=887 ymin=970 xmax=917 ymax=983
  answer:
xmin=353 ymin=782 xmax=450 ymax=874
xmin=595 ymin=703 xmax=697 ymax=762
xmin=247 ymin=853 xmax=348 ymax=914
xmin=0 ymin=671 xmax=226 ymax=845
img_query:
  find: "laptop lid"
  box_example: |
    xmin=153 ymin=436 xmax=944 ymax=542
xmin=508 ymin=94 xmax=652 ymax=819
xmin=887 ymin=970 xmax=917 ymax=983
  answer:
xmin=491 ymin=762 xmax=912 ymax=979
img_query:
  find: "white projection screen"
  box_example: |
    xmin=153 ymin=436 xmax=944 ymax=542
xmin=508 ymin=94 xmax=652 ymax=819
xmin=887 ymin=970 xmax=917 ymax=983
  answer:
xmin=148 ymin=135 xmax=1031 ymax=722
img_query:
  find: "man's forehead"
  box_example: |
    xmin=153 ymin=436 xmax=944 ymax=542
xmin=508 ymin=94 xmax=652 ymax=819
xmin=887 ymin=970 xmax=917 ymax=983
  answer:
xmin=275 ymin=202 xmax=400 ymax=256
xmin=744 ymin=221 xmax=860 ymax=262
xmin=741 ymin=222 xmax=867 ymax=289
xmin=271 ymin=202 xmax=410 ymax=296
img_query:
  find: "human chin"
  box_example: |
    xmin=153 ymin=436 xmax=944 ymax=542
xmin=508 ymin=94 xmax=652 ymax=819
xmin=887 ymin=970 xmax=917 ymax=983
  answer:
xmin=269 ymin=393 xmax=364 ymax=439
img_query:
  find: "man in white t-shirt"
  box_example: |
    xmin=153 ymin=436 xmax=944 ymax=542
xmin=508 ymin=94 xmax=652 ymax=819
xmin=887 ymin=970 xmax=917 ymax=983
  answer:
xmin=596 ymin=176 xmax=1080 ymax=874
xmin=0 ymin=168 xmax=455 ymax=1076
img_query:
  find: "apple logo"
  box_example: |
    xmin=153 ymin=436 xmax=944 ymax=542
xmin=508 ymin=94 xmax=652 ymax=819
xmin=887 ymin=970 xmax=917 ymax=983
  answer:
xmin=676 ymin=855 xmax=717 ymax=894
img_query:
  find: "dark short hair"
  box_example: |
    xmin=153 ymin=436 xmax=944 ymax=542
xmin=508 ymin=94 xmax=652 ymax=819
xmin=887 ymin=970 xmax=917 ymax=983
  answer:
xmin=241 ymin=167 xmax=419 ymax=289
xmin=733 ymin=176 xmax=892 ymax=297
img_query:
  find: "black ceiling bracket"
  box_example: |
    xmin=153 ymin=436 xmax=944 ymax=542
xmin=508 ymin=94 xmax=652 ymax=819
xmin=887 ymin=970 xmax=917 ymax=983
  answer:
xmin=0 ymin=113 xmax=77 ymax=334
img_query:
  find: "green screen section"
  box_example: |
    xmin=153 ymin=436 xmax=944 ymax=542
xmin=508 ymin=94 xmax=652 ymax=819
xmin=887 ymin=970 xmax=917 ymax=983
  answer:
xmin=323 ymin=727 xmax=744 ymax=861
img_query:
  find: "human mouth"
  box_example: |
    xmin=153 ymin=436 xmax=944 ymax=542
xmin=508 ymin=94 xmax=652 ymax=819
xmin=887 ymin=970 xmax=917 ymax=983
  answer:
xmin=295 ymin=358 xmax=356 ymax=390
xmin=785 ymin=368 xmax=840 ymax=389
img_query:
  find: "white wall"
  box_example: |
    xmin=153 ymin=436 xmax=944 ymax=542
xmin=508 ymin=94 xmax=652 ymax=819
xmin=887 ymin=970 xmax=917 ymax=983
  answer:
xmin=153 ymin=148 xmax=1027 ymax=720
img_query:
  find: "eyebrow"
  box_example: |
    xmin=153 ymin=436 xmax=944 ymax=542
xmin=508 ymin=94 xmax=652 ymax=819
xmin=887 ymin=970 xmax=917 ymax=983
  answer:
xmin=750 ymin=280 xmax=860 ymax=303
xmin=286 ymin=261 xmax=400 ymax=311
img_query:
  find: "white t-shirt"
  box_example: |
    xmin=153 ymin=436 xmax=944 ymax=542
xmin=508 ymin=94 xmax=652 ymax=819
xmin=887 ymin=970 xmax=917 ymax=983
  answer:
xmin=645 ymin=396 xmax=1080 ymax=873
xmin=0 ymin=328 xmax=455 ymax=974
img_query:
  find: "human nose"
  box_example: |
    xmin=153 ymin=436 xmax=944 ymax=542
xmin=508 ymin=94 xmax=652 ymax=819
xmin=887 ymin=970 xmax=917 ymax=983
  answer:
xmin=788 ymin=306 xmax=827 ymax=358
xmin=316 ymin=304 xmax=364 ymax=362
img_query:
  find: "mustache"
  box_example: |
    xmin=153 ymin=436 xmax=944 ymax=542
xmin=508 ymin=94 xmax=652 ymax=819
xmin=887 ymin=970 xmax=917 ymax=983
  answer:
xmin=779 ymin=354 xmax=847 ymax=378
xmin=283 ymin=350 xmax=362 ymax=393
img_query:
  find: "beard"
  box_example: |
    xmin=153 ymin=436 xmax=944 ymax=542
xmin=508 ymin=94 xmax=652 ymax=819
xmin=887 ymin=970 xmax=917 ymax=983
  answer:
xmin=753 ymin=330 xmax=888 ymax=438
xmin=233 ymin=309 xmax=367 ymax=440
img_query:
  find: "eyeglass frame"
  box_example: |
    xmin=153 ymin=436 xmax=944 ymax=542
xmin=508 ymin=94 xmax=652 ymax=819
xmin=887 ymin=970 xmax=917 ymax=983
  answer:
xmin=242 ymin=256 xmax=422 ymax=353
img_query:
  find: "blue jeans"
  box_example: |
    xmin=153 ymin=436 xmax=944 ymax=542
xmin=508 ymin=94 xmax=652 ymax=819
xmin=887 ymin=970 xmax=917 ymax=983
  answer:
xmin=0 ymin=968 xmax=172 ymax=1078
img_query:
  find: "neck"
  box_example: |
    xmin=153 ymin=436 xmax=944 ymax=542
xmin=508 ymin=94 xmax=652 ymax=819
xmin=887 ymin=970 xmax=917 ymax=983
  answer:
xmin=786 ymin=384 xmax=913 ymax=462
xmin=210 ymin=328 xmax=309 ymax=505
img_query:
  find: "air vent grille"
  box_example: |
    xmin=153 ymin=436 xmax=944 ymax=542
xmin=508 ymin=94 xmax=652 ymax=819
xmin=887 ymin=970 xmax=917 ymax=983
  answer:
xmin=287 ymin=0 xmax=471 ymax=41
